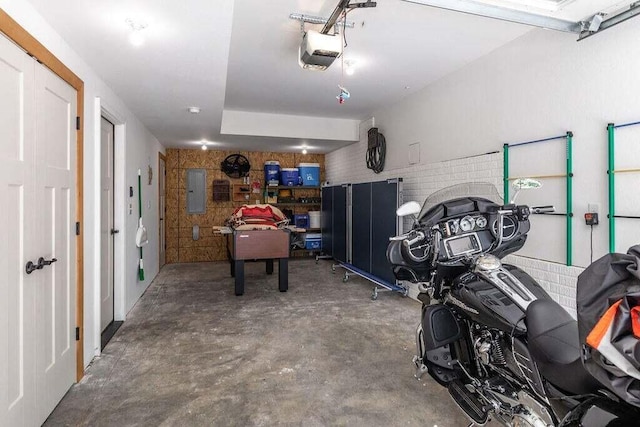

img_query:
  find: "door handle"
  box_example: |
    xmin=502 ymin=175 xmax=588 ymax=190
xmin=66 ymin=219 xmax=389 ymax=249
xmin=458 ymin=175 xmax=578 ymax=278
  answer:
xmin=111 ymin=229 xmax=120 ymax=235
xmin=25 ymin=257 xmax=56 ymax=274
xmin=25 ymin=260 xmax=39 ymax=274
xmin=37 ymin=257 xmax=57 ymax=268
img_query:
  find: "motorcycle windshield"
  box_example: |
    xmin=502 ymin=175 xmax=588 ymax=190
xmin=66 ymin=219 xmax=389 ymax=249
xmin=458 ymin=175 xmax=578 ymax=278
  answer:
xmin=418 ymin=182 xmax=503 ymax=221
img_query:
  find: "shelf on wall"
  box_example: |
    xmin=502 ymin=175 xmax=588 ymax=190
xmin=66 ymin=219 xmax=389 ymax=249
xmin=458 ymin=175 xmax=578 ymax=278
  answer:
xmin=274 ymin=202 xmax=320 ymax=207
xmin=232 ymin=184 xmax=262 ymax=203
xmin=265 ymin=185 xmax=321 ymax=190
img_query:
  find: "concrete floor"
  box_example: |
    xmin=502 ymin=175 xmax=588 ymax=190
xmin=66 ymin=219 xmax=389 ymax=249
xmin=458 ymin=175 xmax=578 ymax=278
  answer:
xmin=46 ymin=259 xmax=468 ymax=426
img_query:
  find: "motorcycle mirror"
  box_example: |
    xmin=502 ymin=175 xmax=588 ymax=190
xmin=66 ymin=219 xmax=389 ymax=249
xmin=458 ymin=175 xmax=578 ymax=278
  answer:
xmin=512 ymin=178 xmax=543 ymax=190
xmin=511 ymin=178 xmax=543 ymax=203
xmin=396 ymin=201 xmax=421 ymax=218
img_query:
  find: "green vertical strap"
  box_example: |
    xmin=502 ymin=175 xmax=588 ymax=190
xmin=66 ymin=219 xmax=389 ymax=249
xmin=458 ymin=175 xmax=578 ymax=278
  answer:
xmin=608 ymin=123 xmax=616 ymax=253
xmin=566 ymin=132 xmax=573 ymax=266
xmin=503 ymin=144 xmax=509 ymax=203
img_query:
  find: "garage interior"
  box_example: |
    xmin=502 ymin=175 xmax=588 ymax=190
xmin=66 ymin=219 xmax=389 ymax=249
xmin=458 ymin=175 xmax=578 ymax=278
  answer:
xmin=2 ymin=0 xmax=640 ymax=425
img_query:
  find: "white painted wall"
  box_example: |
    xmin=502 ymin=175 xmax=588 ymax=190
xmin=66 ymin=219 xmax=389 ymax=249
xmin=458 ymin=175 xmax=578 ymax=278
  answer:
xmin=1 ymin=1 xmax=165 ymax=368
xmin=327 ymin=22 xmax=640 ymax=314
xmin=379 ymin=23 xmax=640 ymax=267
xmin=329 ymin=22 xmax=640 ymax=267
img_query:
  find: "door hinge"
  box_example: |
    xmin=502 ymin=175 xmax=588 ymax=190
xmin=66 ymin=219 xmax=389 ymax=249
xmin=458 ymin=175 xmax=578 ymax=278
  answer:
xmin=75 ymin=222 xmax=81 ymax=236
xmin=76 ymin=116 xmax=81 ymax=131
xmin=75 ymin=327 xmax=80 ymax=341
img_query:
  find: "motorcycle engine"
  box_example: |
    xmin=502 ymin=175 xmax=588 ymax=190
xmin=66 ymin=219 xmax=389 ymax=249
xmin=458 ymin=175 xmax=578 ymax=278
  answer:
xmin=470 ymin=326 xmax=554 ymax=427
xmin=472 ymin=327 xmax=507 ymax=368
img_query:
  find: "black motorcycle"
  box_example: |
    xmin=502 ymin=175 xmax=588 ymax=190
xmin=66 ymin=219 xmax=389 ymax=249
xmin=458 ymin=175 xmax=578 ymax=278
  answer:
xmin=386 ymin=182 xmax=640 ymax=426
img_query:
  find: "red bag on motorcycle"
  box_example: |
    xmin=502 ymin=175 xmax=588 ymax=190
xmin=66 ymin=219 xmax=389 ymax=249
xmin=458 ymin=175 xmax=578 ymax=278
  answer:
xmin=577 ymin=245 xmax=640 ymax=407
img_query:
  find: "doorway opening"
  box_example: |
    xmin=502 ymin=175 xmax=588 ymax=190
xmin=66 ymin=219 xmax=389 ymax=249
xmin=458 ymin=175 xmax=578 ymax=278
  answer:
xmin=159 ymin=152 xmax=166 ymax=267
xmin=100 ymin=116 xmax=122 ymax=350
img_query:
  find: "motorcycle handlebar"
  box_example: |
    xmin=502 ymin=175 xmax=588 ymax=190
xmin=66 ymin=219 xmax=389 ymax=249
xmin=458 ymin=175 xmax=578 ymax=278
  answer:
xmin=531 ymin=205 xmax=555 ymax=214
xmin=404 ymin=231 xmax=425 ymax=247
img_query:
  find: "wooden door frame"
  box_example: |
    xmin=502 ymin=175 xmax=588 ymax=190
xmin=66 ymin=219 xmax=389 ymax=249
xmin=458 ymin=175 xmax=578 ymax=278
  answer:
xmin=0 ymin=9 xmax=85 ymax=381
xmin=158 ymin=152 xmax=166 ymax=267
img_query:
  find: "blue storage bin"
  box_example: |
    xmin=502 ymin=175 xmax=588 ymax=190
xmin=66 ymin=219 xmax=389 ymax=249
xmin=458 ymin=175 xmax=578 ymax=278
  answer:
xmin=297 ymin=163 xmax=320 ymax=186
xmin=304 ymin=233 xmax=322 ymax=250
xmin=293 ymin=214 xmax=309 ymax=228
xmin=264 ymin=161 xmax=280 ymax=186
xmin=280 ymin=168 xmax=299 ymax=186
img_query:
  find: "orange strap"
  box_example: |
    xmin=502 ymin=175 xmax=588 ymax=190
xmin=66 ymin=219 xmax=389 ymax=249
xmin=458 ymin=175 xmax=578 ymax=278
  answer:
xmin=586 ymin=299 xmax=622 ymax=349
xmin=632 ymin=306 xmax=640 ymax=339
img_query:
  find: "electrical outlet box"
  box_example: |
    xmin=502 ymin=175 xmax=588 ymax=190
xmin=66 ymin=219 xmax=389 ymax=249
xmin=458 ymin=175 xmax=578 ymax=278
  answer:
xmin=585 ymin=212 xmax=599 ymax=226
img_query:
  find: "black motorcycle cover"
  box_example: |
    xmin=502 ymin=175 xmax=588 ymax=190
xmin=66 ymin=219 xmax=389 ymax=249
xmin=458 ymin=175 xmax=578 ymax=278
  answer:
xmin=577 ymin=245 xmax=640 ymax=406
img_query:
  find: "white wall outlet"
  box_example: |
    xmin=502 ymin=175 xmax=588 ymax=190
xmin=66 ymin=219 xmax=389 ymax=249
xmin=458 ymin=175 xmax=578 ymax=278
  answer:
xmin=587 ymin=203 xmax=600 ymax=214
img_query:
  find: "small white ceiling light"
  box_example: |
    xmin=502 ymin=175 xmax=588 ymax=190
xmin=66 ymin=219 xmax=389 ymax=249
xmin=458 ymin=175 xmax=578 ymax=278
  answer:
xmin=200 ymin=139 xmax=210 ymax=150
xmin=188 ymin=106 xmax=201 ymax=114
xmin=302 ymin=148 xmax=308 ymax=155
xmin=126 ymin=18 xmax=148 ymax=47
xmin=201 ymin=144 xmax=207 ymax=151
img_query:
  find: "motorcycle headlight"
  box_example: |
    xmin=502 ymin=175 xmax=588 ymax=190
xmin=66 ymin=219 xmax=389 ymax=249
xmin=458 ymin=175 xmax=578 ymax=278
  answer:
xmin=475 ymin=254 xmax=501 ymax=271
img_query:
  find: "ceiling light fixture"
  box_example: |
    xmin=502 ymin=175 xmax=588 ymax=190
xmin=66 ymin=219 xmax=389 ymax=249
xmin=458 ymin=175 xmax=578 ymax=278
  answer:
xmin=125 ymin=18 xmax=148 ymax=47
xmin=188 ymin=106 xmax=201 ymax=114
xmin=302 ymin=148 xmax=308 ymax=155
xmin=201 ymin=145 xmax=207 ymax=151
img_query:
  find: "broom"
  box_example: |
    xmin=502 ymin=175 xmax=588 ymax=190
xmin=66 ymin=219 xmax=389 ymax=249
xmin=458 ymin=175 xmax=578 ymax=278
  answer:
xmin=136 ymin=169 xmax=147 ymax=281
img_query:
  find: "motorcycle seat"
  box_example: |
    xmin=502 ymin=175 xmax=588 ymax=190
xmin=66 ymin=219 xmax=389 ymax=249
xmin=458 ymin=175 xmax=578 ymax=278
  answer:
xmin=526 ymin=299 xmax=601 ymax=395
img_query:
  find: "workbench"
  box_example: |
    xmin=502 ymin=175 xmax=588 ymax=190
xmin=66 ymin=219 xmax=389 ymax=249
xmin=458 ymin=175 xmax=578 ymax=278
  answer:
xmin=227 ymin=229 xmax=290 ymax=296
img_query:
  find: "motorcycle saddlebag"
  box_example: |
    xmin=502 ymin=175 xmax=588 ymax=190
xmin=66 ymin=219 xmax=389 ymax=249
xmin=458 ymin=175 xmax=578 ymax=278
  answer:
xmin=577 ymin=245 xmax=640 ymax=407
xmin=422 ymin=304 xmax=461 ymax=350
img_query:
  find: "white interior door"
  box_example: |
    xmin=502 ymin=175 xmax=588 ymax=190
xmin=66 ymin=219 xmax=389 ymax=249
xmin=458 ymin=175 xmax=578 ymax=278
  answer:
xmin=100 ymin=117 xmax=114 ymax=332
xmin=0 ymin=33 xmax=37 ymax=427
xmin=0 ymin=31 xmax=77 ymax=427
xmin=33 ymin=57 xmax=77 ymax=425
xmin=159 ymin=155 xmax=166 ymax=267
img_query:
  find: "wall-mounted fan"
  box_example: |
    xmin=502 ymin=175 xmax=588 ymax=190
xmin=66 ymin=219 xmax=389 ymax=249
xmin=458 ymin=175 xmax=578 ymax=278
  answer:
xmin=221 ymin=154 xmax=251 ymax=178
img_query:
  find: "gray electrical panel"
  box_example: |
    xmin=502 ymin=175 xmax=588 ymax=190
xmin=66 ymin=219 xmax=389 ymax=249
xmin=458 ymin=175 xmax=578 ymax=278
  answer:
xmin=186 ymin=168 xmax=206 ymax=214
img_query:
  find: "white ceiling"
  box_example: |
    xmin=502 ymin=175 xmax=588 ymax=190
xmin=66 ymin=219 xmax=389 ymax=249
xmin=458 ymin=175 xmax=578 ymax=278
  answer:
xmin=27 ymin=0 xmax=622 ymax=152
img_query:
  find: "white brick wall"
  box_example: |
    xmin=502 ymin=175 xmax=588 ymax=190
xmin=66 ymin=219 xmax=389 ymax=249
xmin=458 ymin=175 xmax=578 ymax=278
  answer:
xmin=326 ymin=140 xmax=581 ymax=316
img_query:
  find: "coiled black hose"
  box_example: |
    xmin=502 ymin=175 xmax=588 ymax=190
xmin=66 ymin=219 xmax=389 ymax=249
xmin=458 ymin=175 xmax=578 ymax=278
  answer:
xmin=366 ymin=131 xmax=386 ymax=174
